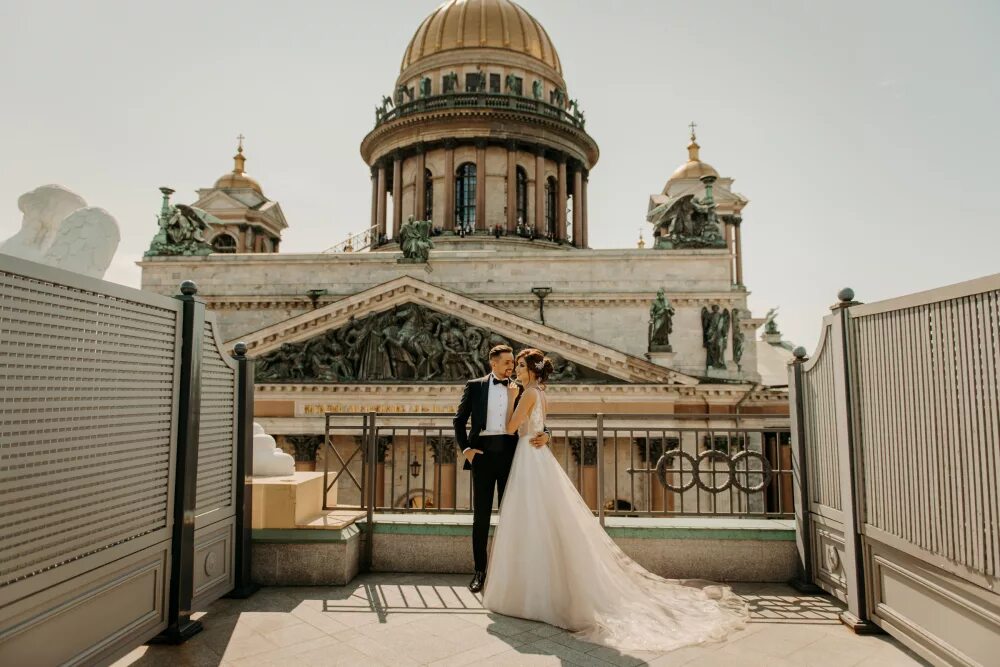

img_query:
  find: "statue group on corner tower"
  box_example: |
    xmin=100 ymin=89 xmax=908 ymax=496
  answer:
xmin=145 ymin=187 xmax=215 ymax=257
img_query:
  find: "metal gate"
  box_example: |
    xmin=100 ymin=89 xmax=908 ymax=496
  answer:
xmin=191 ymin=316 xmax=240 ymax=611
xmin=0 ymin=255 xmax=252 ymax=666
xmin=792 ymin=276 xmax=1000 ymax=666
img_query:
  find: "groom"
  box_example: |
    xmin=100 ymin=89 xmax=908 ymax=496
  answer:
xmin=454 ymin=344 xmax=549 ymax=593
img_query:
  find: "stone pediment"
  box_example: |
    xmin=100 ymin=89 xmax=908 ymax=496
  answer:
xmin=193 ymin=189 xmax=252 ymax=212
xmin=227 ymin=276 xmax=698 ymax=385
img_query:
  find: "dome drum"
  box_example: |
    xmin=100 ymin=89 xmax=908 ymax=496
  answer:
xmin=374 ymin=90 xmax=584 ymax=133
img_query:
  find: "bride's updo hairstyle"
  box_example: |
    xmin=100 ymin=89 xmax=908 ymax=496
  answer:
xmin=516 ymin=348 xmax=554 ymax=384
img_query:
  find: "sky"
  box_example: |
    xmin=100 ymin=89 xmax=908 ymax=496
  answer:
xmin=1 ymin=0 xmax=997 ymax=352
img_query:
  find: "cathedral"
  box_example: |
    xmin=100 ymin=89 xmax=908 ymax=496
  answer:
xmin=139 ymin=0 xmax=792 ymax=485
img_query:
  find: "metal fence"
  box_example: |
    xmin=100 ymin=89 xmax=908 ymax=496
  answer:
xmin=0 ymin=255 xmax=255 ymax=665
xmin=322 ymin=412 xmax=792 ymax=526
xmin=792 ymin=277 xmax=1000 ymax=666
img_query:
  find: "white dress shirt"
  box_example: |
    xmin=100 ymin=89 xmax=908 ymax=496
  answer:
xmin=478 ymin=373 xmax=510 ymax=438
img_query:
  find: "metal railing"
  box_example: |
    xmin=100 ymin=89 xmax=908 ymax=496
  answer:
xmin=323 ymin=412 xmax=792 ymax=526
xmin=323 ymin=225 xmax=377 ymax=254
xmin=375 ymin=92 xmax=586 ymax=130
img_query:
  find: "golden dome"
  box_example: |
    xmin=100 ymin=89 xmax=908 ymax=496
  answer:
xmin=401 ymin=0 xmax=562 ymax=75
xmin=669 ymin=137 xmax=719 ymax=182
xmin=215 ymin=145 xmax=263 ymax=195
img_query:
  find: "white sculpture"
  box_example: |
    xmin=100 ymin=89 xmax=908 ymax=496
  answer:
xmin=1 ymin=184 xmax=121 ymax=279
xmin=252 ymin=422 xmax=296 ymax=477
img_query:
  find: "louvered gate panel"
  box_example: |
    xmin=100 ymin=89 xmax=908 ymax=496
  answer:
xmin=191 ymin=315 xmax=239 ymax=610
xmin=0 ymin=254 xmax=181 ymax=666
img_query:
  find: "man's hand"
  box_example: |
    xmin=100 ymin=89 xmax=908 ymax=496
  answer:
xmin=529 ymin=432 xmax=549 ymax=448
xmin=464 ymin=448 xmax=484 ymax=463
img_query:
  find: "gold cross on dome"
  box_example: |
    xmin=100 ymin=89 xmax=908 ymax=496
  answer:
xmin=236 ymin=133 xmax=245 ymax=151
xmin=688 ymin=121 xmax=697 ymax=140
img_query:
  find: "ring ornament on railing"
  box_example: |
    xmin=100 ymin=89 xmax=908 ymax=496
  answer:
xmin=654 ymin=449 xmax=773 ymax=495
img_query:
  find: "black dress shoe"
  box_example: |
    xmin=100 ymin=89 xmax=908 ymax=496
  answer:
xmin=469 ymin=570 xmax=486 ymax=593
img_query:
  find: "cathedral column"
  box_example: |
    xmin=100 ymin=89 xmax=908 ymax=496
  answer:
xmin=572 ymin=165 xmax=583 ymax=247
xmin=415 ymin=145 xmax=426 ymax=221
xmin=444 ymin=140 xmax=456 ymax=230
xmin=476 ymin=140 xmax=487 ymax=231
xmin=557 ymin=158 xmax=567 ymax=243
xmin=506 ymin=141 xmax=517 ymax=233
xmin=392 ymin=153 xmax=403 ymax=239
xmin=581 ymin=170 xmax=589 ymax=249
xmin=534 ymin=147 xmax=545 ymax=235
xmin=369 ymin=168 xmax=378 ymax=232
xmin=376 ymin=162 xmax=387 ymax=241
xmin=724 ymin=221 xmax=735 ymax=285
xmin=734 ymin=220 xmax=745 ymax=287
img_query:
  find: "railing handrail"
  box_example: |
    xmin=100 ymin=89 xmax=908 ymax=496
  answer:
xmin=322 ymin=225 xmax=378 ymax=254
xmin=323 ymin=411 xmax=793 ymax=520
xmin=323 ymin=411 xmax=791 ymax=423
xmin=848 ymin=272 xmax=1000 ymax=318
xmin=375 ymin=92 xmax=585 ymax=130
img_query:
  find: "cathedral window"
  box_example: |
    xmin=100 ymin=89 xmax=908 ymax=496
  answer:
xmin=489 ymin=73 xmax=501 ymax=93
xmin=515 ymin=167 xmax=528 ymax=226
xmin=212 ymin=233 xmax=237 ymax=253
xmin=544 ymin=176 xmax=557 ymax=238
xmin=423 ymin=168 xmax=434 ymax=221
xmin=455 ymin=162 xmax=477 ymax=229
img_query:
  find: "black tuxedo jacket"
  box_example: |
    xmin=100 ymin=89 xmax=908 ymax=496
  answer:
xmin=453 ymin=375 xmax=515 ymax=470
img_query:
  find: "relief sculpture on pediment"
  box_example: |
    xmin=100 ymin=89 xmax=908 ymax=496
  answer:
xmin=254 ymin=303 xmax=613 ymax=384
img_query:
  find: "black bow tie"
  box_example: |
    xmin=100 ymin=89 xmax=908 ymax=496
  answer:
xmin=492 ymin=377 xmax=510 ymax=386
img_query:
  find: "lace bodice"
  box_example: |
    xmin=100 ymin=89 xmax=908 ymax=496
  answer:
xmin=518 ymin=390 xmax=546 ymax=437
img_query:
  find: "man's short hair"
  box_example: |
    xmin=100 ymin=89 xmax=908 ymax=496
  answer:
xmin=489 ymin=344 xmax=514 ymax=359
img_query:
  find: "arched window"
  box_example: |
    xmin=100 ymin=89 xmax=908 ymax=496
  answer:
xmin=455 ymin=162 xmax=476 ymax=229
xmin=423 ymin=168 xmax=433 ymax=221
xmin=544 ymin=176 xmax=557 ymax=238
xmin=515 ymin=166 xmax=528 ymax=227
xmin=212 ymin=233 xmax=237 ymax=253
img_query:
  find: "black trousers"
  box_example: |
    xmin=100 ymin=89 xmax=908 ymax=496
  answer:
xmin=470 ymin=435 xmax=516 ymax=572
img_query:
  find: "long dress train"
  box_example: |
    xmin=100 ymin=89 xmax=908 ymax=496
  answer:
xmin=482 ymin=398 xmax=748 ymax=652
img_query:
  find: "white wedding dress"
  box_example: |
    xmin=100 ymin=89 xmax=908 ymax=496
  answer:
xmin=482 ymin=395 xmax=748 ymax=652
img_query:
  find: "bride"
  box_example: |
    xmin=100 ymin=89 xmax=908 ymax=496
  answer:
xmin=482 ymin=348 xmax=749 ymax=652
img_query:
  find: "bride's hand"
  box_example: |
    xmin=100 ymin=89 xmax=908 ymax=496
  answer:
xmin=529 ymin=431 xmax=549 ymax=448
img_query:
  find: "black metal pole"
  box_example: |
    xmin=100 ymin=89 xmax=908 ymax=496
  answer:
xmin=226 ymin=342 xmax=259 ymax=599
xmin=364 ymin=412 xmax=378 ymax=572
xmin=152 ymin=280 xmax=205 ymax=644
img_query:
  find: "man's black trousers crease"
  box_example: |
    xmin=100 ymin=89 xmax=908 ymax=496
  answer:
xmin=471 ymin=435 xmax=516 ymax=572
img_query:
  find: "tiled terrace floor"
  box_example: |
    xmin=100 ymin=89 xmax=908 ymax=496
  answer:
xmin=114 ymin=574 xmax=927 ymax=666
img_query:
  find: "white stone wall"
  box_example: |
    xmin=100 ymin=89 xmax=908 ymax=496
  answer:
xmin=141 ymin=246 xmax=760 ymax=379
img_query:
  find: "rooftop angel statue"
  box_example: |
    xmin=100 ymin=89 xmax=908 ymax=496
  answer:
xmin=1 ymin=184 xmax=121 ymax=279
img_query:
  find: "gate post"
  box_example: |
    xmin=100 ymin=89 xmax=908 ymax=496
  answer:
xmin=226 ymin=342 xmax=259 ymax=599
xmin=596 ymin=414 xmax=605 ymax=528
xmin=363 ymin=411 xmax=378 ymax=572
xmin=831 ymin=288 xmax=880 ymax=633
xmin=152 ymin=281 xmax=205 ymax=643
xmin=789 ymin=347 xmax=821 ymax=594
